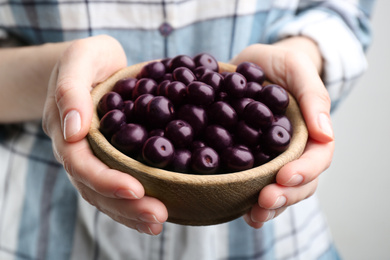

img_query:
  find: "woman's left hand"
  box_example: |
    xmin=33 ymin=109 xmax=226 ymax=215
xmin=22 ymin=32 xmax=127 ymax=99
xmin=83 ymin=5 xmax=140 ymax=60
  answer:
xmin=231 ymin=37 xmax=335 ymax=228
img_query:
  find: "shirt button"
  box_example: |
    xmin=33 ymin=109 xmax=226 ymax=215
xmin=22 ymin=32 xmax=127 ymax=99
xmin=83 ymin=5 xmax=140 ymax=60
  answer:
xmin=159 ymin=22 xmax=173 ymax=36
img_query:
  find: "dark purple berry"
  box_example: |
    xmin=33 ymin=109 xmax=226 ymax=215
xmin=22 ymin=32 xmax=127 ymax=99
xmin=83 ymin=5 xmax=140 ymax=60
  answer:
xmin=194 ymin=66 xmax=214 ymax=79
xmin=112 ymin=78 xmax=137 ymax=100
xmin=186 ymin=81 xmax=215 ymax=106
xmin=229 ymin=97 xmax=254 ymax=117
xmin=273 ymin=115 xmax=293 ymax=136
xmin=177 ymin=104 xmax=208 ymax=136
xmin=165 ymin=120 xmax=194 ymax=148
xmin=245 ymin=82 xmax=263 ymax=100
xmin=207 ymin=101 xmax=238 ymax=129
xmin=204 ymin=125 xmax=233 ymax=152
xmin=139 ymin=61 xmax=166 ymax=80
xmin=190 ymin=140 xmax=206 ymax=151
xmin=133 ymin=94 xmax=154 ymax=122
xmin=146 ymin=96 xmax=175 ymax=128
xmin=224 ymin=72 xmax=247 ymax=98
xmin=111 ymin=123 xmax=148 ymax=156
xmin=221 ymin=146 xmax=254 ymax=172
xmin=200 ymin=71 xmax=224 ymax=92
xmin=173 ymin=67 xmax=196 ymax=85
xmin=243 ymin=101 xmax=274 ymax=130
xmin=262 ymin=125 xmax=291 ymax=153
xmin=170 ymin=149 xmax=192 ymax=173
xmin=156 ymin=80 xmax=171 ymax=96
xmin=236 ymin=62 xmax=265 ymax=84
xmin=97 ymin=91 xmax=124 ymax=117
xmin=149 ymin=128 xmax=165 ymax=137
xmin=252 ymin=144 xmax=273 ymax=166
xmin=122 ymin=100 xmax=135 ymax=123
xmin=165 ymin=81 xmax=187 ymax=106
xmin=260 ymin=84 xmax=289 ymax=114
xmin=132 ymin=78 xmax=157 ymax=99
xmin=99 ymin=109 xmax=126 ymax=137
xmin=235 ymin=120 xmax=261 ymax=147
xmin=169 ymin=55 xmax=196 ymax=71
xmin=193 ymin=53 xmax=219 ymax=72
xmin=142 ymin=136 xmax=174 ymax=168
xmin=191 ymin=146 xmax=219 ymax=175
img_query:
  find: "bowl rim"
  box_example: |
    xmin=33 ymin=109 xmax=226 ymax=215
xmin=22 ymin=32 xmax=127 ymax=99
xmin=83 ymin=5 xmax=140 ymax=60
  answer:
xmin=88 ymin=61 xmax=308 ymax=186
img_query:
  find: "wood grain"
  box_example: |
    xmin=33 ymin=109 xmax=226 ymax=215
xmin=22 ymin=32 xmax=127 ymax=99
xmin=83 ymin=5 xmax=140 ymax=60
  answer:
xmin=87 ymin=62 xmax=308 ymax=225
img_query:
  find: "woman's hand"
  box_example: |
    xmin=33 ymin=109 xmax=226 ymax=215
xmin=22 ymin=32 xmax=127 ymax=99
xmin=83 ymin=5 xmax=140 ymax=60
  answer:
xmin=231 ymin=37 xmax=335 ymax=228
xmin=42 ymin=35 xmax=168 ymax=235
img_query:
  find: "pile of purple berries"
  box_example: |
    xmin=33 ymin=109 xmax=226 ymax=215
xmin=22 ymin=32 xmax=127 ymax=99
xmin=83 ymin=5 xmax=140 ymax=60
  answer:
xmin=98 ymin=53 xmax=292 ymax=174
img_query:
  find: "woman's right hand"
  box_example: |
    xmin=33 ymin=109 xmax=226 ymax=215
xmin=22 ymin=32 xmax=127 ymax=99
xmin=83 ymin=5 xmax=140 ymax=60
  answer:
xmin=42 ymin=35 xmax=168 ymax=235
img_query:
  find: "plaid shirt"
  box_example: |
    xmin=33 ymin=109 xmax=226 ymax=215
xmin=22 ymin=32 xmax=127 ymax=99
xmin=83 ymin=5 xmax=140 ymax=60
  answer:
xmin=0 ymin=0 xmax=374 ymax=259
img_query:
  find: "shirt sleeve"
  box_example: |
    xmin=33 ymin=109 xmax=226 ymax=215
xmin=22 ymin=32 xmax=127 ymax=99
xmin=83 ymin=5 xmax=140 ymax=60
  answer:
xmin=267 ymin=0 xmax=376 ymax=110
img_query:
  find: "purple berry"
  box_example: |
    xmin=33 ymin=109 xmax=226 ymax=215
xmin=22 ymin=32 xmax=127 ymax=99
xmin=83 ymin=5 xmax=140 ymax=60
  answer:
xmin=165 ymin=119 xmax=194 ymax=148
xmin=243 ymin=101 xmax=274 ymax=130
xmin=177 ymin=104 xmax=208 ymax=136
xmin=204 ymin=125 xmax=233 ymax=152
xmin=165 ymin=81 xmax=187 ymax=106
xmin=133 ymin=94 xmax=154 ymax=123
xmin=142 ymin=136 xmax=175 ymax=168
xmin=191 ymin=146 xmax=219 ymax=175
xmin=99 ymin=109 xmax=126 ymax=137
xmin=186 ymin=81 xmax=215 ymax=106
xmin=236 ymin=62 xmax=265 ymax=84
xmin=224 ymin=72 xmax=247 ymax=98
xmin=262 ymin=125 xmax=291 ymax=153
xmin=193 ymin=53 xmax=219 ymax=72
xmin=112 ymin=78 xmax=137 ymax=100
xmin=169 ymin=55 xmax=196 ymax=71
xmin=260 ymin=84 xmax=289 ymax=114
xmin=235 ymin=120 xmax=261 ymax=147
xmin=170 ymin=149 xmax=192 ymax=173
xmin=139 ymin=61 xmax=166 ymax=80
xmin=221 ymin=146 xmax=254 ymax=172
xmin=273 ymin=115 xmax=293 ymax=136
xmin=111 ymin=123 xmax=148 ymax=156
xmin=245 ymin=82 xmax=263 ymax=100
xmin=98 ymin=91 xmax=124 ymax=117
xmin=200 ymin=71 xmax=224 ymax=92
xmin=208 ymin=101 xmax=238 ymax=129
xmin=122 ymin=100 xmax=135 ymax=123
xmin=132 ymin=78 xmax=157 ymax=99
xmin=146 ymin=96 xmax=175 ymax=128
xmin=173 ymin=67 xmax=196 ymax=85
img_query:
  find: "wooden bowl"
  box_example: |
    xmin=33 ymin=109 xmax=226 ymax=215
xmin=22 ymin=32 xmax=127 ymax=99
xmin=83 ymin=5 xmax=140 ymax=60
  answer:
xmin=88 ymin=61 xmax=308 ymax=226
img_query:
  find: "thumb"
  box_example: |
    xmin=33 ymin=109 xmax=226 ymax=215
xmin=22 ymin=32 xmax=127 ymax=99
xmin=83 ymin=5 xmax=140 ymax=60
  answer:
xmin=54 ymin=35 xmax=127 ymax=142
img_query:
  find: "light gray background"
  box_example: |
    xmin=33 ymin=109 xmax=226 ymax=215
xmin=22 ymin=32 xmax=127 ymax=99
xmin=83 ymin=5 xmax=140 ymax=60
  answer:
xmin=317 ymin=0 xmax=390 ymax=259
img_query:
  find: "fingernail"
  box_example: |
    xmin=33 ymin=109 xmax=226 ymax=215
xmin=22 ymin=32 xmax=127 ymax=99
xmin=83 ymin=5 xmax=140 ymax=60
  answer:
xmin=271 ymin=195 xmax=286 ymax=209
xmin=138 ymin=213 xmax=162 ymax=224
xmin=285 ymin=174 xmax=303 ymax=186
xmin=318 ymin=113 xmax=334 ymax=140
xmin=63 ymin=110 xmax=81 ymax=140
xmin=115 ymin=189 xmax=139 ymax=199
xmin=264 ymin=210 xmax=276 ymax=222
xmin=136 ymin=223 xmax=155 ymax=236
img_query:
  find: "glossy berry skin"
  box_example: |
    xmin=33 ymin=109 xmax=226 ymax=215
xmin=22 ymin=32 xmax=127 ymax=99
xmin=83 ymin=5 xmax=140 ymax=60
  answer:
xmin=194 ymin=66 xmax=213 ymax=79
xmin=236 ymin=62 xmax=265 ymax=84
xmin=221 ymin=146 xmax=254 ymax=172
xmin=97 ymin=91 xmax=124 ymax=117
xmin=262 ymin=125 xmax=291 ymax=153
xmin=173 ymin=67 xmax=196 ymax=85
xmin=235 ymin=120 xmax=261 ymax=147
xmin=177 ymin=104 xmax=208 ymax=136
xmin=260 ymin=84 xmax=289 ymax=114
xmin=149 ymin=128 xmax=165 ymax=137
xmin=193 ymin=53 xmax=219 ymax=72
xmin=122 ymin=100 xmax=135 ymax=123
xmin=146 ymin=96 xmax=175 ymax=128
xmin=170 ymin=149 xmax=192 ymax=173
xmin=204 ymin=125 xmax=233 ymax=152
xmin=245 ymin=82 xmax=263 ymax=100
xmin=251 ymin=144 xmax=272 ymax=166
xmin=243 ymin=101 xmax=274 ymax=130
xmin=133 ymin=94 xmax=154 ymax=123
xmin=186 ymin=81 xmax=215 ymax=106
xmin=207 ymin=101 xmax=238 ymax=129
xmin=139 ymin=61 xmax=166 ymax=80
xmin=132 ymin=78 xmax=157 ymax=99
xmin=169 ymin=55 xmax=196 ymax=71
xmin=165 ymin=81 xmax=187 ymax=106
xmin=190 ymin=140 xmax=206 ymax=151
xmin=191 ymin=146 xmax=219 ymax=175
xmin=224 ymin=72 xmax=247 ymax=98
xmin=99 ymin=109 xmax=126 ymax=138
xmin=156 ymin=80 xmax=171 ymax=96
xmin=229 ymin=97 xmax=254 ymax=117
xmin=273 ymin=115 xmax=293 ymax=136
xmin=111 ymin=123 xmax=148 ymax=156
xmin=200 ymin=71 xmax=224 ymax=92
xmin=112 ymin=78 xmax=137 ymax=100
xmin=165 ymin=119 xmax=194 ymax=148
xmin=142 ymin=136 xmax=175 ymax=168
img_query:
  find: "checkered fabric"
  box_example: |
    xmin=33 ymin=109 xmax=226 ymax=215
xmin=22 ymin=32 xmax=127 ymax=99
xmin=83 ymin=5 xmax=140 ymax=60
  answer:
xmin=0 ymin=1 xmax=375 ymax=259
